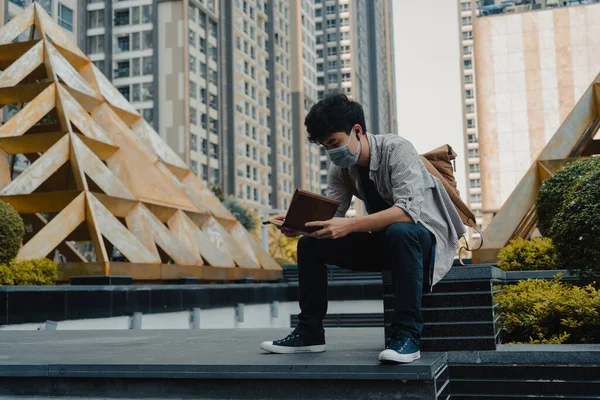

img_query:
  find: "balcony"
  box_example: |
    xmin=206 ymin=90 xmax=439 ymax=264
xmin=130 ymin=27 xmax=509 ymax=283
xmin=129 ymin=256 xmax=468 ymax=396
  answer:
xmin=478 ymin=0 xmax=600 ymax=17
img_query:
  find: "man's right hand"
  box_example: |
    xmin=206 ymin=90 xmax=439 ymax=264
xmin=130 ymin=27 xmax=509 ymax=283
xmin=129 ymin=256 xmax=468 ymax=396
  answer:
xmin=272 ymin=214 xmax=302 ymax=238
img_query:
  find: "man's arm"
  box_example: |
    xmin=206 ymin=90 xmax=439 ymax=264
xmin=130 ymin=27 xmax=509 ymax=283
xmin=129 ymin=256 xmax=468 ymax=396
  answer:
xmin=326 ymin=164 xmax=352 ymax=217
xmin=307 ymin=140 xmax=427 ymax=239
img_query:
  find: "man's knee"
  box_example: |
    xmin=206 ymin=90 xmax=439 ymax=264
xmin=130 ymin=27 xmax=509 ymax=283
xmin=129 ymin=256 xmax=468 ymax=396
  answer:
xmin=297 ymin=235 xmax=318 ymax=256
xmin=385 ymin=222 xmax=419 ymax=243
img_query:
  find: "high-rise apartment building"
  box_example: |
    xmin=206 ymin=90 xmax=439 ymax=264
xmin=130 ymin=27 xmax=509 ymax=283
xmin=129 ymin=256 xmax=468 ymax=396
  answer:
xmin=80 ymin=0 xmax=158 ymax=129
xmin=314 ymin=0 xmax=396 ymax=215
xmin=458 ymin=0 xmax=483 ymax=239
xmin=290 ymin=0 xmax=321 ymax=194
xmin=474 ymin=1 xmax=600 ymax=226
xmin=220 ymin=0 xmax=295 ymax=210
xmin=155 ymin=0 xmax=221 ymax=186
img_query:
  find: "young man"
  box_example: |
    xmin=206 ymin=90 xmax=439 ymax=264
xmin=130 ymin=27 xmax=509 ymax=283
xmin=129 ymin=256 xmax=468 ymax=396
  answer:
xmin=260 ymin=92 xmax=466 ymax=363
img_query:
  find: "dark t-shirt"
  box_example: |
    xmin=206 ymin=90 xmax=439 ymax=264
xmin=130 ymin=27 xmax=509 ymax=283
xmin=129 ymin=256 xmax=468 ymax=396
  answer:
xmin=357 ymin=166 xmax=389 ymax=214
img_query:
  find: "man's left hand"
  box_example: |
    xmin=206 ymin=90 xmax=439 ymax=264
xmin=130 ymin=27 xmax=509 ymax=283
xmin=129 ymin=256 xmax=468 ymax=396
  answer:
xmin=305 ymin=218 xmax=355 ymax=240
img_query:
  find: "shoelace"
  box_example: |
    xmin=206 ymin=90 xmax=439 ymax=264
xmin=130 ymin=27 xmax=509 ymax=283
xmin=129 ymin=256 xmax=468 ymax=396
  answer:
xmin=389 ymin=337 xmax=410 ymax=352
xmin=276 ymin=332 xmax=299 ymax=344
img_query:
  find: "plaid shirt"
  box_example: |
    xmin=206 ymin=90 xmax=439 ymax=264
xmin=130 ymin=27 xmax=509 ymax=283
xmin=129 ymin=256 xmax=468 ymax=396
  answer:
xmin=326 ymin=133 xmax=466 ymax=286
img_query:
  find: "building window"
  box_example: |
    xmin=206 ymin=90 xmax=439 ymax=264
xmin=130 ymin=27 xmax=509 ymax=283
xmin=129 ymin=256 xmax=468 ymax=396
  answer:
xmin=209 ymin=20 xmax=217 ymax=37
xmin=142 ymin=108 xmax=154 ymax=124
xmin=189 ymin=56 xmax=197 ymax=73
xmin=462 ymin=16 xmax=472 ymax=26
xmin=39 ymin=0 xmax=52 ymax=13
xmin=143 ymin=31 xmax=153 ymax=49
xmin=114 ymin=9 xmax=130 ymax=26
xmin=199 ymin=12 xmax=206 ymax=29
xmin=114 ymin=61 xmax=130 ymax=78
xmin=468 ymin=133 xmax=478 ymax=143
xmin=117 ymin=86 xmax=130 ymax=101
xmin=463 ymin=59 xmax=472 ymax=70
xmin=463 ymin=45 xmax=472 ymax=55
xmin=465 ymin=74 xmax=473 ymax=84
xmin=132 ymin=84 xmax=140 ymax=102
xmin=212 ymin=169 xmax=219 ymax=184
xmin=469 ymin=179 xmax=481 ymax=188
xmin=465 ymin=89 xmax=473 ymax=99
xmin=143 ymin=57 xmax=153 ymax=74
xmin=466 ymin=104 xmax=475 ymax=114
xmin=200 ymin=38 xmax=206 ymax=53
xmin=132 ymin=32 xmax=140 ymax=50
xmin=189 ymin=5 xmax=196 ymax=22
xmin=202 ymin=164 xmax=208 ymax=181
xmin=189 ymin=30 xmax=196 ymax=48
xmin=142 ymin=5 xmax=152 ymax=23
xmin=462 ymin=30 xmax=473 ymax=40
xmin=117 ymin=34 xmax=130 ymax=52
xmin=189 ymin=81 xmax=197 ymax=99
xmin=467 ymin=119 xmax=475 ymax=129
xmin=461 ymin=2 xmax=472 ymax=11
xmin=200 ymin=88 xmax=207 ymax=104
xmin=190 ymin=107 xmax=197 ymax=125
xmin=468 ymin=148 xmax=479 ymax=158
xmin=88 ymin=10 xmax=104 ymax=29
xmin=209 ymin=94 xmax=217 ymax=110
xmin=469 ymin=163 xmax=480 ymax=173
xmin=470 ymin=194 xmax=482 ymax=203
xmin=88 ymin=35 xmax=104 ymax=54
xmin=190 ymin=134 xmax=197 ymax=151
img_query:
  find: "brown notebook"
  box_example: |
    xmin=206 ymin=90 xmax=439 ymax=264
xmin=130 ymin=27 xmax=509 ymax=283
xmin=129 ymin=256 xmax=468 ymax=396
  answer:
xmin=270 ymin=189 xmax=340 ymax=234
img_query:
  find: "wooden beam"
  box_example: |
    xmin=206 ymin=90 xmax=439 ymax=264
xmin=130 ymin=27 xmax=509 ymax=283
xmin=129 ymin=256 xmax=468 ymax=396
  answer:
xmin=134 ymin=203 xmax=203 ymax=266
xmin=85 ymin=191 xmax=110 ymax=266
xmin=75 ymin=133 xmax=119 ymax=160
xmin=0 ymin=40 xmax=41 ymax=66
xmin=229 ymin=222 xmax=259 ymax=266
xmin=243 ymin=230 xmax=282 ymax=271
xmin=0 ymin=134 xmax=69 ymax=195
xmin=71 ymin=133 xmax=134 ymax=199
xmin=51 ymin=42 xmax=90 ymax=71
xmin=0 ymin=4 xmax=34 ymax=45
xmin=201 ymin=217 xmax=260 ymax=269
xmin=24 ymin=213 xmax=88 ymax=262
xmin=87 ymin=194 xmax=161 ymax=264
xmin=167 ymin=211 xmax=204 ymax=265
xmin=0 ymin=132 xmax=64 ymax=155
xmin=0 ymin=150 xmax=10 ymax=191
xmin=0 ymin=81 xmax=51 ymax=106
xmin=0 ymin=190 xmax=81 ymax=213
xmin=0 ymin=40 xmax=43 ymax=88
xmin=581 ymin=139 xmax=600 ymax=156
xmin=179 ymin=211 xmax=235 ymax=268
xmin=17 ymin=192 xmax=86 ymax=260
xmin=0 ymin=83 xmax=56 ymax=138
xmin=125 ymin=203 xmax=161 ymax=261
xmin=45 ymin=40 xmax=99 ymax=99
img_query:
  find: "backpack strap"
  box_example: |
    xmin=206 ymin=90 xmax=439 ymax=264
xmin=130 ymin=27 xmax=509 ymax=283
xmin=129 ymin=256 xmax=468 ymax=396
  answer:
xmin=341 ymin=168 xmax=360 ymax=198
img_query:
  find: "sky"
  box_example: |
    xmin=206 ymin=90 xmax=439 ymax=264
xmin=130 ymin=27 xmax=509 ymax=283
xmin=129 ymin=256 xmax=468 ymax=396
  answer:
xmin=393 ymin=0 xmax=468 ymax=198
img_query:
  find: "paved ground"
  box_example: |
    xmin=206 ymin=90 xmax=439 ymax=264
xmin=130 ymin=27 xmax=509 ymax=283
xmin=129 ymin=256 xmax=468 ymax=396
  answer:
xmin=0 ymin=328 xmax=446 ymax=381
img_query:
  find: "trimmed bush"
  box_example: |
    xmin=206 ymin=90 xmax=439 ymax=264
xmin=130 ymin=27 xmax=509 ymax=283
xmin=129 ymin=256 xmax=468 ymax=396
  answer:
xmin=223 ymin=196 xmax=258 ymax=233
xmin=535 ymin=157 xmax=600 ymax=237
xmin=551 ymin=168 xmax=600 ymax=279
xmin=0 ymin=258 xmax=58 ymax=285
xmin=0 ymin=200 xmax=25 ymax=265
xmin=496 ymin=275 xmax=600 ymax=344
xmin=497 ymin=237 xmax=558 ymax=271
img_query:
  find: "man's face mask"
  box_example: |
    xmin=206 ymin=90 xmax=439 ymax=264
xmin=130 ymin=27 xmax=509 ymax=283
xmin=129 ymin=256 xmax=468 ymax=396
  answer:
xmin=327 ymin=131 xmax=361 ymax=168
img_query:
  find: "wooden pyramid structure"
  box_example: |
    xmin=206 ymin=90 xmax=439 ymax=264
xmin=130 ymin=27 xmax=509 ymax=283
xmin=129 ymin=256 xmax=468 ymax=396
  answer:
xmin=0 ymin=4 xmax=281 ymax=282
xmin=473 ymin=72 xmax=600 ymax=263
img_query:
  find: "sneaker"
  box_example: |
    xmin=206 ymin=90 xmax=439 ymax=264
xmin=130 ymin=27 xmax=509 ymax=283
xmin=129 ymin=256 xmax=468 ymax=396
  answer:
xmin=260 ymin=329 xmax=326 ymax=354
xmin=378 ymin=335 xmax=421 ymax=364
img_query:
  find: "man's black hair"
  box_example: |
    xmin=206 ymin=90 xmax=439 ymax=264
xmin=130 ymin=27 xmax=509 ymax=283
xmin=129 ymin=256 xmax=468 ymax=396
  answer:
xmin=304 ymin=90 xmax=367 ymax=144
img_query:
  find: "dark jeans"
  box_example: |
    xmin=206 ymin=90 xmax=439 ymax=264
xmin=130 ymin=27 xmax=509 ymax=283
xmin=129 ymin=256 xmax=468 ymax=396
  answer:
xmin=296 ymin=222 xmax=434 ymax=345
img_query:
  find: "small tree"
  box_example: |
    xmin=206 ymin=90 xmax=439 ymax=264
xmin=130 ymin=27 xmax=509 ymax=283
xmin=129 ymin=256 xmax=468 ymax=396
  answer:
xmin=551 ymin=168 xmax=600 ymax=279
xmin=0 ymin=200 xmax=25 ymax=265
xmin=210 ymin=183 xmax=225 ymax=202
xmin=223 ymin=196 xmax=258 ymax=233
xmin=536 ymin=157 xmax=600 ymax=237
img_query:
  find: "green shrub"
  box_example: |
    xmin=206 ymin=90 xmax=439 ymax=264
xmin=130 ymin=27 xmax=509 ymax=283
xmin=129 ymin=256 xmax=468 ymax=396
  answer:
xmin=535 ymin=157 xmax=600 ymax=237
xmin=551 ymin=168 xmax=600 ymax=279
xmin=0 ymin=258 xmax=58 ymax=285
xmin=497 ymin=237 xmax=558 ymax=271
xmin=496 ymin=275 xmax=600 ymax=344
xmin=223 ymin=196 xmax=258 ymax=232
xmin=0 ymin=200 xmax=26 ymax=265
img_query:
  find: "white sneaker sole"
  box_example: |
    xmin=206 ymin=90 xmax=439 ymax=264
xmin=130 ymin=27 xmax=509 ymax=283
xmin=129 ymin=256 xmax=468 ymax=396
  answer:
xmin=260 ymin=341 xmax=326 ymax=354
xmin=378 ymin=349 xmax=421 ymax=364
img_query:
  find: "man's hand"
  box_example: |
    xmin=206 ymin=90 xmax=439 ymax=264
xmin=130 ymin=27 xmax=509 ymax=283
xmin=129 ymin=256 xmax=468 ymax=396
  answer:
xmin=305 ymin=217 xmax=355 ymax=240
xmin=271 ymin=214 xmax=303 ymax=238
